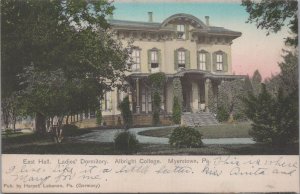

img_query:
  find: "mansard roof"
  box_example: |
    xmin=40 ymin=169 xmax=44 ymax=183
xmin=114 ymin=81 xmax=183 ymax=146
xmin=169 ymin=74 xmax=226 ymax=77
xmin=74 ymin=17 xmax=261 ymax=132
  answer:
xmin=108 ymin=13 xmax=241 ymax=37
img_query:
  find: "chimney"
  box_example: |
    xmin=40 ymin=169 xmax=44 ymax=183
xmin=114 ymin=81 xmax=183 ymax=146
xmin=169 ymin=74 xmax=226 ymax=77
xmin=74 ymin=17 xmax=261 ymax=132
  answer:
xmin=205 ymin=16 xmax=210 ymax=26
xmin=148 ymin=12 xmax=153 ymax=22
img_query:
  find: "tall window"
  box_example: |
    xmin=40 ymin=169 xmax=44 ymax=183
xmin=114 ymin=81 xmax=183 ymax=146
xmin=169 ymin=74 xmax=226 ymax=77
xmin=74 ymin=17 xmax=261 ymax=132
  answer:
xmin=216 ymin=54 xmax=223 ymax=71
xmin=141 ymin=87 xmax=152 ymax=113
xmin=150 ymin=50 xmax=159 ymax=72
xmin=178 ymin=50 xmax=185 ymax=68
xmin=177 ymin=24 xmax=185 ymax=39
xmin=199 ymin=52 xmax=206 ymax=70
xmin=131 ymin=49 xmax=141 ymax=71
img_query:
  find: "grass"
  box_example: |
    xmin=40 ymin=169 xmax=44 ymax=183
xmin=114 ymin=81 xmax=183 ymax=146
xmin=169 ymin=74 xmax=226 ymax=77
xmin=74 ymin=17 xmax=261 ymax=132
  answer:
xmin=138 ymin=122 xmax=252 ymax=139
xmin=2 ymin=123 xmax=298 ymax=155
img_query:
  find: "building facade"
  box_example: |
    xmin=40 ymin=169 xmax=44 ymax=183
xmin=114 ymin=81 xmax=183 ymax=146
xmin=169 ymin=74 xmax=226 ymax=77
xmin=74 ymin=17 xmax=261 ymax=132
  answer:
xmin=100 ymin=13 xmax=244 ymax=126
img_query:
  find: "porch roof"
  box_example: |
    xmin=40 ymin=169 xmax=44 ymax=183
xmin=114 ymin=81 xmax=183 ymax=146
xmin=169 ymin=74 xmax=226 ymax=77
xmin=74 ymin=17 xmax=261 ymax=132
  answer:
xmin=127 ymin=70 xmax=246 ymax=80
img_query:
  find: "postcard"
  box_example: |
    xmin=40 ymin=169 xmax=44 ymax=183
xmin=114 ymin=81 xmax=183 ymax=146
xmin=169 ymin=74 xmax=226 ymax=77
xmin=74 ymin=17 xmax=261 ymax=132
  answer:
xmin=1 ymin=0 xmax=299 ymax=193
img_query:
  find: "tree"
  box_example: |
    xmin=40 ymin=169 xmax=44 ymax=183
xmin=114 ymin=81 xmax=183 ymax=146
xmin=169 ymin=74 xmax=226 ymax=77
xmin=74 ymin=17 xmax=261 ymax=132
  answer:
xmin=251 ymin=69 xmax=262 ymax=96
xmin=243 ymin=84 xmax=298 ymax=145
xmin=242 ymin=0 xmax=298 ymax=46
xmin=1 ymin=0 xmax=130 ymax=134
xmin=119 ymin=96 xmax=133 ymax=129
xmin=217 ymin=79 xmax=248 ymax=122
xmin=172 ymin=96 xmax=181 ymax=124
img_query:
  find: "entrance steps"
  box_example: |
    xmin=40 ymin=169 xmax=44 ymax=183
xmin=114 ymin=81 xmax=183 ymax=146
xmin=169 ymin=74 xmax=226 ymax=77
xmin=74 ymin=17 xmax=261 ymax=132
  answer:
xmin=182 ymin=112 xmax=219 ymax=127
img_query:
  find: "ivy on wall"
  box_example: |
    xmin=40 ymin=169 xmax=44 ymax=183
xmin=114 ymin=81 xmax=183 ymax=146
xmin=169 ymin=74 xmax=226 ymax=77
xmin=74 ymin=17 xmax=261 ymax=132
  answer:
xmin=148 ymin=72 xmax=166 ymax=125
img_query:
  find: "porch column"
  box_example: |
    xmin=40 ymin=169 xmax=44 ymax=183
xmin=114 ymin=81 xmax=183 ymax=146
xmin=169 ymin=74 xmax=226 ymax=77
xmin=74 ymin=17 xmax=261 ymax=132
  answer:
xmin=128 ymin=88 xmax=133 ymax=111
xmin=135 ymin=78 xmax=140 ymax=114
xmin=191 ymin=82 xmax=199 ymax=113
xmin=205 ymin=78 xmax=210 ymax=112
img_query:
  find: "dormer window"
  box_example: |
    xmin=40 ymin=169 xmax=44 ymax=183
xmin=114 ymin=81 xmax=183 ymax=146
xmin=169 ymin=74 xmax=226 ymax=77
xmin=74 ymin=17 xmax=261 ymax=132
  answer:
xmin=177 ymin=24 xmax=185 ymax=39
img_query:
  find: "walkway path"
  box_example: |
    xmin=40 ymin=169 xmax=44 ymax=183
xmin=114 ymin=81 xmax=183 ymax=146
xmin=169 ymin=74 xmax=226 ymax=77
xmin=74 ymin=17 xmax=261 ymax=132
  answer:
xmin=74 ymin=126 xmax=255 ymax=145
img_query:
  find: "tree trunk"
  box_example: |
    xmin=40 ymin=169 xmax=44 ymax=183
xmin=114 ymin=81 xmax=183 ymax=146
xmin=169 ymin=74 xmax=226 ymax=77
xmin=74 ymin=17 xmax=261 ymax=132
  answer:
xmin=35 ymin=112 xmax=46 ymax=135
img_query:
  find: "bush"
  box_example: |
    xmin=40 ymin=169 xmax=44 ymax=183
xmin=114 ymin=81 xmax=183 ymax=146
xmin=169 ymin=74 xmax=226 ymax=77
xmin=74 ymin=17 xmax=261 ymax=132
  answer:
xmin=172 ymin=96 xmax=181 ymax=124
xmin=114 ymin=131 xmax=139 ymax=153
xmin=216 ymin=105 xmax=230 ymax=122
xmin=96 ymin=110 xmax=102 ymax=125
xmin=169 ymin=126 xmax=203 ymax=148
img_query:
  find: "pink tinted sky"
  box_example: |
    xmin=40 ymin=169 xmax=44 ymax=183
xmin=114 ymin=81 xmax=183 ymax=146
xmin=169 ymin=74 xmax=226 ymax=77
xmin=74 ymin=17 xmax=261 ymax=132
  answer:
xmin=114 ymin=0 xmax=291 ymax=79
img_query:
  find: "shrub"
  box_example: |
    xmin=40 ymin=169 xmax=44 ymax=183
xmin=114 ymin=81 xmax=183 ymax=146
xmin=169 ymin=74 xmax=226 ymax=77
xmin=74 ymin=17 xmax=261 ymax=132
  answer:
xmin=152 ymin=92 xmax=161 ymax=125
xmin=216 ymin=105 xmax=230 ymax=122
xmin=169 ymin=126 xmax=203 ymax=148
xmin=114 ymin=131 xmax=139 ymax=153
xmin=96 ymin=110 xmax=102 ymax=125
xmin=172 ymin=96 xmax=181 ymax=124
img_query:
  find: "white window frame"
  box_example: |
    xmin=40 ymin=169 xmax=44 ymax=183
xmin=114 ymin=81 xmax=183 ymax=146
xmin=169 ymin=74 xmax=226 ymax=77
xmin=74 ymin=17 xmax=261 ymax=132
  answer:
xmin=216 ymin=54 xmax=223 ymax=71
xmin=199 ymin=52 xmax=206 ymax=70
xmin=141 ymin=87 xmax=152 ymax=113
xmin=131 ymin=49 xmax=141 ymax=71
xmin=177 ymin=24 xmax=185 ymax=39
xmin=178 ymin=50 xmax=185 ymax=68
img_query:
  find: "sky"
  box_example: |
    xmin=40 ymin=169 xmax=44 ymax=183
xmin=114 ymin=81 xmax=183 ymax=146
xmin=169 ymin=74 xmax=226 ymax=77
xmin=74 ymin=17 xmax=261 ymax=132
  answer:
xmin=112 ymin=0 xmax=291 ymax=79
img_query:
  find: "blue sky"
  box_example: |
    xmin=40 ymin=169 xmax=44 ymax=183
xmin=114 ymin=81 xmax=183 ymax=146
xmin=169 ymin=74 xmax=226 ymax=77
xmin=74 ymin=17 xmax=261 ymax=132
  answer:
xmin=112 ymin=1 xmax=290 ymax=79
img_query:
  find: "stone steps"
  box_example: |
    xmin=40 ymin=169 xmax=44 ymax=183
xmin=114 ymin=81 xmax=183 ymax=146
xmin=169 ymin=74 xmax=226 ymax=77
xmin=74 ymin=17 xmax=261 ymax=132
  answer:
xmin=182 ymin=112 xmax=218 ymax=126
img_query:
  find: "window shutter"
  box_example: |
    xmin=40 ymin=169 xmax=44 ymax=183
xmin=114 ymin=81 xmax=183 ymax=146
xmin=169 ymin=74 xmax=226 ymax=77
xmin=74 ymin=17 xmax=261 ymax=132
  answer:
xmin=173 ymin=24 xmax=177 ymax=39
xmin=147 ymin=49 xmax=151 ymax=71
xmin=185 ymin=24 xmax=189 ymax=40
xmin=158 ymin=49 xmax=162 ymax=68
xmin=223 ymin=52 xmax=228 ymax=72
xmin=197 ymin=51 xmax=200 ymax=69
xmin=174 ymin=50 xmax=178 ymax=70
xmin=205 ymin=52 xmax=211 ymax=71
xmin=212 ymin=52 xmax=217 ymax=72
xmin=185 ymin=50 xmax=190 ymax=69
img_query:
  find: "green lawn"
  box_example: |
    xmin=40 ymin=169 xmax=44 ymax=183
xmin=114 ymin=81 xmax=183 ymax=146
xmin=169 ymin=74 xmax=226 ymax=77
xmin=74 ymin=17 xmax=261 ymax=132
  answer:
xmin=138 ymin=122 xmax=252 ymax=139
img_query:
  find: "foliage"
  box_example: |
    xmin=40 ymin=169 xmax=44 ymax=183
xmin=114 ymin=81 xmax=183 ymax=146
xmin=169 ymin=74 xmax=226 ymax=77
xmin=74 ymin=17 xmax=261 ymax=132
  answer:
xmin=119 ymin=96 xmax=133 ymax=129
xmin=148 ymin=72 xmax=166 ymax=125
xmin=169 ymin=126 xmax=203 ymax=148
xmin=96 ymin=110 xmax=102 ymax=125
xmin=172 ymin=96 xmax=181 ymax=124
xmin=242 ymin=0 xmax=298 ymax=46
xmin=172 ymin=77 xmax=183 ymax=108
xmin=1 ymin=0 xmax=130 ymax=134
xmin=152 ymin=92 xmax=161 ymax=125
xmin=243 ymin=84 xmax=298 ymax=146
xmin=148 ymin=72 xmax=166 ymax=89
xmin=251 ymin=70 xmax=262 ymax=96
xmin=216 ymin=105 xmax=230 ymax=122
xmin=114 ymin=131 xmax=139 ymax=153
xmin=217 ymin=80 xmax=248 ymax=121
